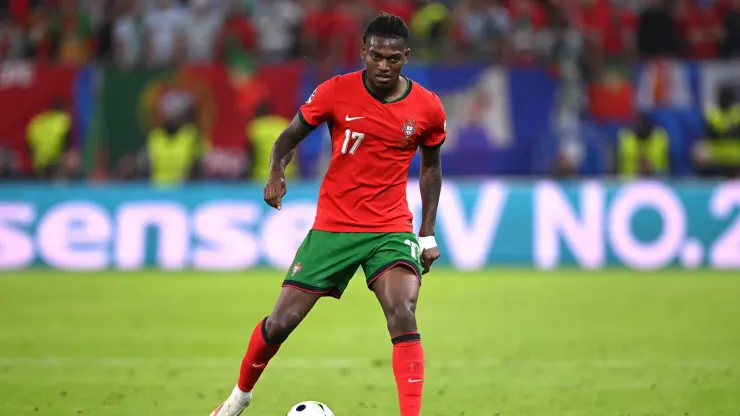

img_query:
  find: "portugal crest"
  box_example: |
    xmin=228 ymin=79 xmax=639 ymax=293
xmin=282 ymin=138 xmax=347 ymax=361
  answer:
xmin=401 ymin=119 xmax=417 ymax=141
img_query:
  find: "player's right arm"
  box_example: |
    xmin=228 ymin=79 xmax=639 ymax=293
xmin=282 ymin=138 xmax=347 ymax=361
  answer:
xmin=264 ymin=78 xmax=337 ymax=210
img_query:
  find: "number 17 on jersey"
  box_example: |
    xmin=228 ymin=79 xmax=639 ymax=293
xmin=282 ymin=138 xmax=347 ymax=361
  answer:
xmin=342 ymin=129 xmax=365 ymax=155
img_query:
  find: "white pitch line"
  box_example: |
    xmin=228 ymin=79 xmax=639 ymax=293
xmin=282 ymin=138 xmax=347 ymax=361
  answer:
xmin=0 ymin=357 xmax=736 ymax=369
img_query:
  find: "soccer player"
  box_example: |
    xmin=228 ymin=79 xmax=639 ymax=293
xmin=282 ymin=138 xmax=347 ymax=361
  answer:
xmin=210 ymin=12 xmax=445 ymax=416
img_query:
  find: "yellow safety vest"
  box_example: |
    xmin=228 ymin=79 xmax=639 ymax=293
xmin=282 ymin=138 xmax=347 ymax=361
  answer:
xmin=27 ymin=110 xmax=71 ymax=174
xmin=705 ymin=105 xmax=740 ymax=166
xmin=618 ymin=127 xmax=669 ymax=177
xmin=411 ymin=3 xmax=450 ymax=39
xmin=147 ymin=124 xmax=200 ymax=185
xmin=247 ymin=115 xmax=296 ymax=180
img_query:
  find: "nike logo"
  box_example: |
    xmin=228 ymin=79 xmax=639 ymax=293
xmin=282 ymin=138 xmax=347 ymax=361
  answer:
xmin=252 ymin=363 xmax=266 ymax=368
xmin=408 ymin=378 xmax=423 ymax=383
xmin=345 ymin=115 xmax=365 ymax=121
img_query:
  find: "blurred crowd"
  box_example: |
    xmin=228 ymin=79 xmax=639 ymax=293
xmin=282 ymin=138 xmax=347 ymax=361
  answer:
xmin=2 ymin=0 xmax=740 ymax=184
xmin=0 ymin=0 xmax=738 ymax=67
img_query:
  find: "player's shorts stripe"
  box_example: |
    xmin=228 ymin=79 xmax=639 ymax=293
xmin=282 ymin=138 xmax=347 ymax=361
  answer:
xmin=366 ymin=260 xmax=421 ymax=289
xmin=420 ymin=137 xmax=446 ymax=150
xmin=297 ymin=110 xmax=317 ymax=130
xmin=282 ymin=280 xmax=341 ymax=299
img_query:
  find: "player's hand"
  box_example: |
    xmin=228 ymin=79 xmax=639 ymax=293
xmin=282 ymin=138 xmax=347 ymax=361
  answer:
xmin=418 ymin=236 xmax=440 ymax=274
xmin=264 ymin=171 xmax=287 ymax=210
xmin=420 ymin=247 xmax=440 ymax=274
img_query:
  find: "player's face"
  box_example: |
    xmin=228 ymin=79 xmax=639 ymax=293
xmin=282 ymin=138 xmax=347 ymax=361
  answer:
xmin=361 ymin=36 xmax=409 ymax=91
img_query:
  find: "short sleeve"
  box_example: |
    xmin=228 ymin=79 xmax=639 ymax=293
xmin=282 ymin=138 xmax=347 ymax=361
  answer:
xmin=298 ymin=78 xmax=336 ymax=130
xmin=422 ymin=94 xmax=446 ymax=149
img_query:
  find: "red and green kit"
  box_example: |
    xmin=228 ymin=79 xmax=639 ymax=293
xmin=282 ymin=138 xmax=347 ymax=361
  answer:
xmin=284 ymin=70 xmax=446 ymax=298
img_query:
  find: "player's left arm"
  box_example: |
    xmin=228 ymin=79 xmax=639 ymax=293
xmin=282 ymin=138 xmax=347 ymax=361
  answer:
xmin=418 ymin=98 xmax=446 ymax=274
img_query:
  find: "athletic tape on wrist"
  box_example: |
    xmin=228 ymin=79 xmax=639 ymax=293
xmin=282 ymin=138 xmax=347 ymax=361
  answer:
xmin=418 ymin=236 xmax=437 ymax=251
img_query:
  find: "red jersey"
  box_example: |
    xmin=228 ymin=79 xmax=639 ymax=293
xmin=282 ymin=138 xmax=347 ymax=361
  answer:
xmin=298 ymin=70 xmax=446 ymax=233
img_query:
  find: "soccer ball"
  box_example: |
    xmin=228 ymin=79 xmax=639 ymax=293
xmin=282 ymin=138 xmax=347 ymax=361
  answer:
xmin=286 ymin=401 xmax=335 ymax=416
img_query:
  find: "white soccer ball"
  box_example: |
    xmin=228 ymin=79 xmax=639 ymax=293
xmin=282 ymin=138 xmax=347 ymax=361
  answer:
xmin=286 ymin=401 xmax=335 ymax=416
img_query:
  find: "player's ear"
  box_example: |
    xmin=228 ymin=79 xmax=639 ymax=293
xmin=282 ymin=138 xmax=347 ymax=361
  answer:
xmin=404 ymin=48 xmax=410 ymax=64
xmin=360 ymin=43 xmax=367 ymax=60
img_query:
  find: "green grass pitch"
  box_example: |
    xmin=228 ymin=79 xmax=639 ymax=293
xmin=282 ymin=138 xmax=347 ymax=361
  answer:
xmin=1 ymin=269 xmax=739 ymax=416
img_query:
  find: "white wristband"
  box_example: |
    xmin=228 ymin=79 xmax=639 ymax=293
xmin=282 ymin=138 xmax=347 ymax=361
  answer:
xmin=418 ymin=236 xmax=437 ymax=251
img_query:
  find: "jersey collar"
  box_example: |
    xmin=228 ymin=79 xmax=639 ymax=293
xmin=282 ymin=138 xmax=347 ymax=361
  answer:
xmin=362 ymin=70 xmax=413 ymax=104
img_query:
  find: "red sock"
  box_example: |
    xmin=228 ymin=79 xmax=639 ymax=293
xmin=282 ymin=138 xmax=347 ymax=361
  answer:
xmin=392 ymin=333 xmax=424 ymax=416
xmin=237 ymin=318 xmax=281 ymax=392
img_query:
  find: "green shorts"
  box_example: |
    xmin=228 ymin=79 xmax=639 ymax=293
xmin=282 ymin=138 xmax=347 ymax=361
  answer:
xmin=283 ymin=230 xmax=423 ymax=299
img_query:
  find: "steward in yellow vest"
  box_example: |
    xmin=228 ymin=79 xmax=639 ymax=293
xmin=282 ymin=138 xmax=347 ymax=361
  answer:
xmin=618 ymin=114 xmax=669 ymax=178
xmin=246 ymin=106 xmax=297 ymax=181
xmin=695 ymin=87 xmax=740 ymax=177
xmin=145 ymin=122 xmax=203 ymax=185
xmin=26 ymin=103 xmax=72 ymax=179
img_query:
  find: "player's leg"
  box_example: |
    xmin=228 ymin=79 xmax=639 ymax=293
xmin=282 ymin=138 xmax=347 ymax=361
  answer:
xmin=211 ymin=287 xmax=321 ymax=416
xmin=239 ymin=287 xmax=321 ymax=389
xmin=210 ymin=230 xmax=359 ymax=416
xmin=363 ymin=233 xmax=424 ymax=416
xmin=373 ymin=267 xmax=424 ymax=416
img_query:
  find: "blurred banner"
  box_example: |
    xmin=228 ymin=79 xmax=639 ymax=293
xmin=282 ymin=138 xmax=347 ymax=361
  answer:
xmin=100 ymin=63 xmax=303 ymax=165
xmin=1 ymin=180 xmax=739 ymax=271
xmin=2 ymin=60 xmax=740 ymax=176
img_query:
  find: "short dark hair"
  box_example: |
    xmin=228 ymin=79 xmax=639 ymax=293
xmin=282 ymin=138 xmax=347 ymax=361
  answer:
xmin=362 ymin=12 xmax=409 ymax=45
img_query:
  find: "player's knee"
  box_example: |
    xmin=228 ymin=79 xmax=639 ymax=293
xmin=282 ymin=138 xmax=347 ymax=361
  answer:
xmin=384 ymin=299 xmax=417 ymax=334
xmin=265 ymin=311 xmax=303 ymax=343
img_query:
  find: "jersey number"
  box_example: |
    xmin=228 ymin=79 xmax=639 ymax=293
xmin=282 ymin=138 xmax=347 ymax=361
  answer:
xmin=341 ymin=129 xmax=365 ymax=155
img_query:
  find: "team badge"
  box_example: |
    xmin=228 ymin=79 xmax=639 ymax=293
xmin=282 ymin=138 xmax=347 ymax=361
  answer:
xmin=291 ymin=262 xmax=303 ymax=277
xmin=401 ymin=119 xmax=417 ymax=141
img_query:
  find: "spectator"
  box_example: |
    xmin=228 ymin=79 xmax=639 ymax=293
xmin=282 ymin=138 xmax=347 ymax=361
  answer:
xmin=218 ymin=0 xmax=256 ymax=62
xmin=336 ymin=1 xmax=369 ymax=67
xmin=508 ymin=0 xmax=547 ymax=65
xmin=370 ymin=0 xmax=413 ymax=23
xmin=721 ymin=0 xmax=740 ymax=57
xmin=675 ymin=0 xmax=723 ymax=60
xmin=0 ymin=11 xmax=26 ymax=60
xmin=6 ymin=0 xmax=33 ymax=28
xmin=637 ymin=0 xmax=681 ymax=59
xmin=581 ymin=0 xmax=637 ymax=65
xmin=25 ymin=3 xmax=53 ymax=60
xmin=51 ymin=0 xmax=95 ymax=64
xmin=183 ymin=0 xmax=223 ymax=63
xmin=113 ymin=0 xmax=146 ymax=68
xmin=454 ymin=0 xmax=510 ymax=63
xmin=693 ymin=86 xmax=740 ymax=177
xmin=539 ymin=8 xmax=589 ymax=175
xmin=302 ymin=0 xmax=362 ymax=69
xmin=251 ymin=0 xmax=303 ymax=62
xmin=94 ymin=0 xmax=116 ymax=61
xmin=143 ymin=0 xmax=186 ymax=67
xmin=618 ymin=113 xmax=670 ymax=178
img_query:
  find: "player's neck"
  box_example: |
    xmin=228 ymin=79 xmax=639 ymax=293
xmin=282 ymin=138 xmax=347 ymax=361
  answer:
xmin=367 ymin=74 xmax=409 ymax=103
